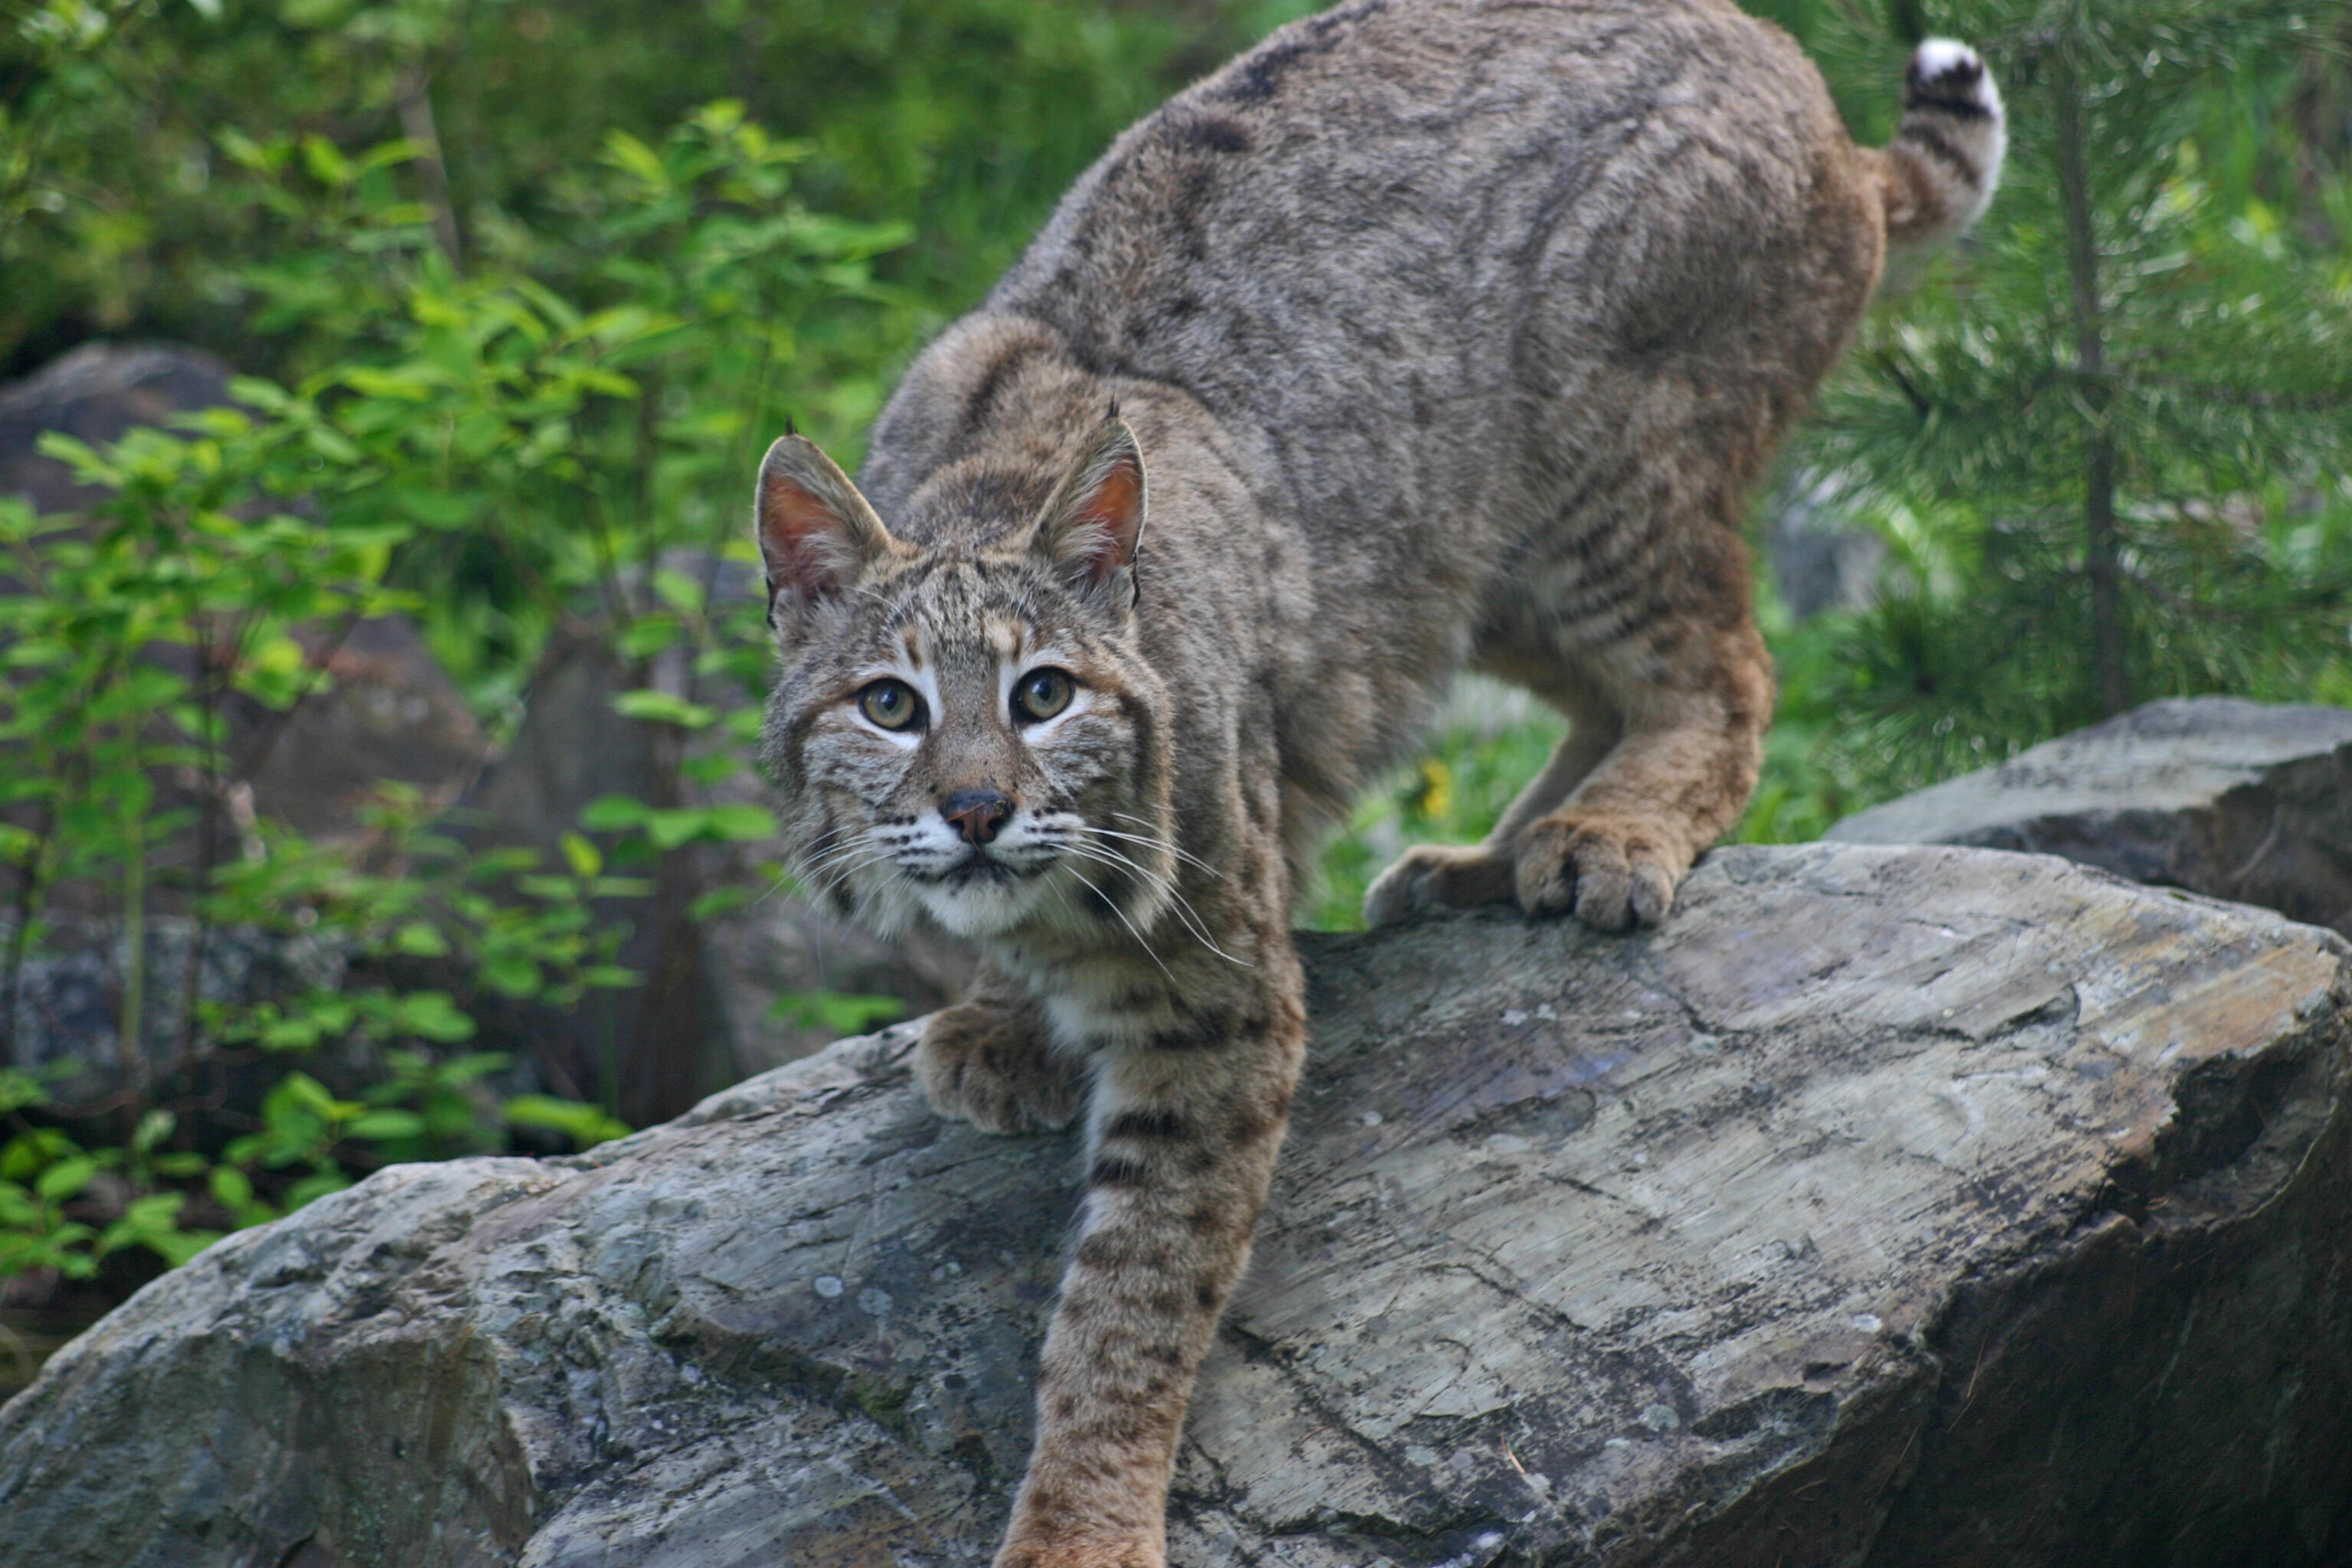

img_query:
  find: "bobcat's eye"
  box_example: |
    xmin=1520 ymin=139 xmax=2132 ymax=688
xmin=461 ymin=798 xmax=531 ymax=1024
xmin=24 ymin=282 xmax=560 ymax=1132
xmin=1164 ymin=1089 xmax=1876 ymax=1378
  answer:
xmin=857 ymin=678 xmax=923 ymax=731
xmin=1013 ymin=668 xmax=1075 ymax=723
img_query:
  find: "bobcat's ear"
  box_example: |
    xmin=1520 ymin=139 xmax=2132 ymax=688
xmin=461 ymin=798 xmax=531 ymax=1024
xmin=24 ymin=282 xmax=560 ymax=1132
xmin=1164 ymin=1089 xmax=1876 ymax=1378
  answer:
xmin=755 ymin=433 xmax=899 ymax=619
xmin=1029 ymin=416 xmax=1146 ymax=604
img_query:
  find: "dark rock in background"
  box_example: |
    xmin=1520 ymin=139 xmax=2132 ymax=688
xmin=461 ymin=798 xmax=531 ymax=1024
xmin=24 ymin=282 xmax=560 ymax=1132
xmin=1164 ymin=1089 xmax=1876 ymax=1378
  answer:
xmin=0 ymin=341 xmax=493 ymax=851
xmin=1 ymin=344 xmax=488 ymax=1096
xmin=5 ymin=844 xmax=2347 ymax=1568
xmin=1829 ymin=696 xmax=2352 ymax=939
xmin=1764 ymin=472 xmax=1886 ymax=620
xmin=1 ymin=918 xmax=351 ymax=1106
xmin=239 ymin=616 xmax=490 ymax=849
xmin=0 ymin=341 xmax=236 ymax=517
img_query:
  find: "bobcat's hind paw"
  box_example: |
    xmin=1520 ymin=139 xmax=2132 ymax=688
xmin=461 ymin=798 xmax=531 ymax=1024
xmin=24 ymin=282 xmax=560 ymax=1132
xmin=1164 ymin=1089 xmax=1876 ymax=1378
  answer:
xmin=918 ymin=1001 xmax=1083 ymax=1135
xmin=1361 ymin=842 xmax=1517 ymax=928
xmin=1514 ymin=813 xmax=1683 ymax=933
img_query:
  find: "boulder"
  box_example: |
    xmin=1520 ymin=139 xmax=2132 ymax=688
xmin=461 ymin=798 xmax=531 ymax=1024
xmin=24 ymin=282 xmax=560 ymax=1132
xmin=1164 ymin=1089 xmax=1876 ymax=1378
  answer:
xmin=2 ymin=916 xmax=351 ymax=1104
xmin=4 ymin=842 xmax=2348 ymax=1568
xmin=1765 ymin=472 xmax=1885 ymax=619
xmin=1828 ymin=697 xmax=2352 ymax=939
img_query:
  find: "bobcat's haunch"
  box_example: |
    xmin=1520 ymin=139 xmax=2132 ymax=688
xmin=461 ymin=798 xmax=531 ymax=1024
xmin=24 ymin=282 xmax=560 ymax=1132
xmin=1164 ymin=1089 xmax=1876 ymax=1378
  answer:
xmin=754 ymin=4 xmax=2004 ymax=1561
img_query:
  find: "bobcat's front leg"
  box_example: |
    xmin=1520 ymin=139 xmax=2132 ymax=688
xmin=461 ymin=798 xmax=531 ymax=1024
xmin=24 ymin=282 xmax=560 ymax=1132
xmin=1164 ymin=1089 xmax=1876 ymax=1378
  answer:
xmin=920 ymin=965 xmax=1086 ymax=1135
xmin=995 ymin=935 xmax=1308 ymax=1568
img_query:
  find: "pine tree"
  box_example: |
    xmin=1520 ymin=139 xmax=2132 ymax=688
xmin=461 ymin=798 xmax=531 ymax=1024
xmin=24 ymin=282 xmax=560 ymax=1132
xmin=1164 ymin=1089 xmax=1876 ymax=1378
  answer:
xmin=1772 ymin=0 xmax=2352 ymax=804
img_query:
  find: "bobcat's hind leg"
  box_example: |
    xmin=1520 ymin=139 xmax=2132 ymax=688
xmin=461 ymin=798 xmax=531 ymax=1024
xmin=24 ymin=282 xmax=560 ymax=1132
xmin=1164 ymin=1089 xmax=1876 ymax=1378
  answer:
xmin=1511 ymin=612 xmax=1773 ymax=932
xmin=1362 ymin=670 xmax=1619 ymax=928
xmin=919 ymin=965 xmax=1086 ymax=1135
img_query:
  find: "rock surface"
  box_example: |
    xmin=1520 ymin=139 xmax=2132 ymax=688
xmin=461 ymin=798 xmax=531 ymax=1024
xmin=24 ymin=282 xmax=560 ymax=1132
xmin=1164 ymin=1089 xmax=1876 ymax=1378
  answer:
xmin=3 ymin=843 xmax=2350 ymax=1568
xmin=1828 ymin=697 xmax=2352 ymax=938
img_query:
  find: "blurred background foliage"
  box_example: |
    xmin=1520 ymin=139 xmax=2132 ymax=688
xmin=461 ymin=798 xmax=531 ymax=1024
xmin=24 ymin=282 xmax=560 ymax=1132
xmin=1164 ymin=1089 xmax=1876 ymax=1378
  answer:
xmin=1 ymin=0 xmax=2349 ymax=1313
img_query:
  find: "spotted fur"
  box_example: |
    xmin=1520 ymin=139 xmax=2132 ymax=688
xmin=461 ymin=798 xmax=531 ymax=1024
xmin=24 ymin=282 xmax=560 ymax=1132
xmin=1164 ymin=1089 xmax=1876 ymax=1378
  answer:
xmin=756 ymin=6 xmax=2002 ymax=1564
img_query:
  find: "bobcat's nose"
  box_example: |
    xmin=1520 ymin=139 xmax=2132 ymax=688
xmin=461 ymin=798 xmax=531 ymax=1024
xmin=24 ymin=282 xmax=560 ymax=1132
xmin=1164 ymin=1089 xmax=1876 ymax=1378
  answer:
xmin=941 ymin=788 xmax=1014 ymax=846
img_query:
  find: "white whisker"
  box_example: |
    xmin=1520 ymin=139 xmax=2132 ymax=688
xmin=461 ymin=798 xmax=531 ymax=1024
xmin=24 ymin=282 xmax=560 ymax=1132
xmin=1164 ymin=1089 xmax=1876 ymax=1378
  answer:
xmin=1086 ymin=821 xmax=1226 ymax=880
xmin=1062 ymin=864 xmax=1176 ymax=984
xmin=1055 ymin=838 xmax=1252 ymax=968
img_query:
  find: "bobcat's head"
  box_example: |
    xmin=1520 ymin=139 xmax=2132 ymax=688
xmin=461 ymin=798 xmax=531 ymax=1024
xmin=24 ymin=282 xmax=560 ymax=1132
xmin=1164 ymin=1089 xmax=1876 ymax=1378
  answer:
xmin=754 ymin=416 xmax=1174 ymax=943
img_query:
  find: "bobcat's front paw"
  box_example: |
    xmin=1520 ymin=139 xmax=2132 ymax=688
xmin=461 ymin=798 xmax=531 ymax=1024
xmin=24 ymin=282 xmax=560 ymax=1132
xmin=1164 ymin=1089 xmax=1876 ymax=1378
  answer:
xmin=918 ymin=1001 xmax=1083 ymax=1135
xmin=1514 ymin=812 xmax=1683 ymax=932
xmin=1362 ymin=842 xmax=1517 ymax=928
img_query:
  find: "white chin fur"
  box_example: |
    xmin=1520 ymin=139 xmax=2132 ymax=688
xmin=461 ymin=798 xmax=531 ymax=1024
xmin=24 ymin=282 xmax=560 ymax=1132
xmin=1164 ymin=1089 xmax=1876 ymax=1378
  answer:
xmin=913 ymin=873 xmax=1057 ymax=938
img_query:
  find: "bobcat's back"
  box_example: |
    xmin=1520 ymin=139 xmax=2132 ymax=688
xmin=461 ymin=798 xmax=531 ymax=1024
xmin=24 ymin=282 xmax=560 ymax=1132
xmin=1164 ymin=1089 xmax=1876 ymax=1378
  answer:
xmin=870 ymin=0 xmax=1869 ymax=562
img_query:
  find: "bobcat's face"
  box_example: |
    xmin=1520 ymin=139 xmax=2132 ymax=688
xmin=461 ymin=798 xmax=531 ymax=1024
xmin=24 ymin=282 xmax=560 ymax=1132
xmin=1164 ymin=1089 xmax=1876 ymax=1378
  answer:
xmin=756 ymin=420 xmax=1174 ymax=941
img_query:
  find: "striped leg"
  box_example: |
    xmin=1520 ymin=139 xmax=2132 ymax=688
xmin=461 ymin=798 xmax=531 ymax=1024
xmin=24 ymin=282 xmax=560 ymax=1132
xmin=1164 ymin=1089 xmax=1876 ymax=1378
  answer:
xmin=992 ymin=940 xmax=1306 ymax=1568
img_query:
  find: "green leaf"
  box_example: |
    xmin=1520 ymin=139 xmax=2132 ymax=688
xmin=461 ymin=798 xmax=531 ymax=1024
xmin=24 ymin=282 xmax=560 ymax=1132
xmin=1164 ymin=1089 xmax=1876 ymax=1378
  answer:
xmin=146 ymin=1227 xmax=224 ymax=1268
xmin=436 ymin=1052 xmax=511 ymax=1085
xmin=346 ymin=1110 xmax=428 ymax=1142
xmin=559 ymin=831 xmax=603 ymax=878
xmin=700 ymin=802 xmax=776 ymax=841
xmin=603 ymin=129 xmax=668 ymax=186
xmin=580 ymin=794 xmax=651 ymax=831
xmin=394 ymin=991 xmax=478 ymax=1041
xmin=650 ymin=567 xmax=704 ymax=616
xmin=35 ymin=1155 xmax=99 ymax=1201
xmin=479 ymin=957 xmax=542 ymax=998
xmin=394 ymin=921 xmax=451 ymax=958
xmin=612 ymin=689 xmax=717 ymax=729
xmin=688 ymin=886 xmax=748 ymax=922
xmin=617 ymin=613 xmax=680 ymax=658
xmin=642 ymin=808 xmax=710 ymax=850
xmin=209 ymin=1165 xmax=254 ymax=1209
xmin=0 ymin=1069 xmax=51 ymax=1116
xmin=132 ymin=1108 xmax=175 ymax=1154
xmin=769 ymin=991 xmax=906 ymax=1034
xmin=284 ymin=1170 xmax=352 ymax=1210
xmin=504 ymin=1095 xmax=632 ymax=1150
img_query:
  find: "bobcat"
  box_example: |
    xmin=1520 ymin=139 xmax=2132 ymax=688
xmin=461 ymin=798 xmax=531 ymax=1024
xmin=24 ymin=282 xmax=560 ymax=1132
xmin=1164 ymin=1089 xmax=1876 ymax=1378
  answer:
xmin=754 ymin=2 xmax=2004 ymax=1562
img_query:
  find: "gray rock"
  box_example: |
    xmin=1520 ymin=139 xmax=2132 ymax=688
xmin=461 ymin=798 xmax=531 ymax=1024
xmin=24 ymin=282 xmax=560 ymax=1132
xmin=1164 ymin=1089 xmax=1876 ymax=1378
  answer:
xmin=237 ymin=616 xmax=490 ymax=848
xmin=1828 ymin=697 xmax=2352 ymax=938
xmin=2 ymin=916 xmax=351 ymax=1102
xmin=5 ymin=842 xmax=2349 ymax=1567
xmin=0 ymin=341 xmax=492 ymax=855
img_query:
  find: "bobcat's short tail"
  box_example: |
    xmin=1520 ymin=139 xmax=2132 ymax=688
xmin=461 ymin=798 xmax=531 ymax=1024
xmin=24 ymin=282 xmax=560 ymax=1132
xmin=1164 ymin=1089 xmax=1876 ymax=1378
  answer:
xmin=1870 ymin=38 xmax=2005 ymax=263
